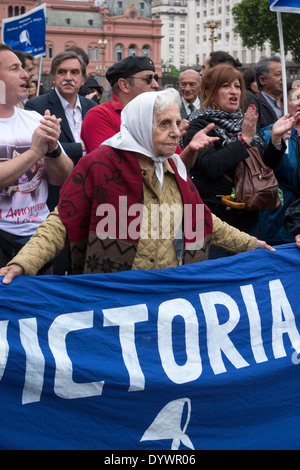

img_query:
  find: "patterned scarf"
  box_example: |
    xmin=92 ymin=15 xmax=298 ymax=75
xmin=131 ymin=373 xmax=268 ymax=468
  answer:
xmin=189 ymin=107 xmax=266 ymax=149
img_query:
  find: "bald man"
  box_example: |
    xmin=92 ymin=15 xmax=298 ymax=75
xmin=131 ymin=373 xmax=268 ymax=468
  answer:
xmin=177 ymin=69 xmax=201 ymax=118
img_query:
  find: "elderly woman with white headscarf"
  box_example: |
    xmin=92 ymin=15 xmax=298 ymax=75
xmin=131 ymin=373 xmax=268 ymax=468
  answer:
xmin=0 ymin=88 xmax=274 ymax=283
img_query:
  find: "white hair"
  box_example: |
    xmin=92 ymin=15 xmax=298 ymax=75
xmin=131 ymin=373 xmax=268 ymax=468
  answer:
xmin=153 ymin=87 xmax=181 ymax=115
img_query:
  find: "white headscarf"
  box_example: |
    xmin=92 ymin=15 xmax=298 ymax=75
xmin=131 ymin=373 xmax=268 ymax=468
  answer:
xmin=102 ymin=90 xmax=187 ymax=191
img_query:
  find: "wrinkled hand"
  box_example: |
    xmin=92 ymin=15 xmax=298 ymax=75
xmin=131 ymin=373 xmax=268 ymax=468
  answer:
xmin=253 ymin=240 xmax=276 ymax=252
xmin=179 ymin=123 xmax=219 ymax=170
xmin=0 ymin=264 xmax=24 ymax=285
xmin=295 ymin=234 xmax=300 ymax=249
xmin=241 ymin=105 xmax=258 ymax=144
xmin=272 ymin=111 xmax=300 ymax=140
xmin=188 ymin=123 xmax=219 ymax=152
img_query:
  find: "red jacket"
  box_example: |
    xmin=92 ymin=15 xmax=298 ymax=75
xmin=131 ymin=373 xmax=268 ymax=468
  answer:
xmin=81 ymin=93 xmax=125 ymax=153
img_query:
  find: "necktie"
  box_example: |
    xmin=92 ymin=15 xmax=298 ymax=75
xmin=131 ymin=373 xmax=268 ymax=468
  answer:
xmin=188 ymin=103 xmax=195 ymax=113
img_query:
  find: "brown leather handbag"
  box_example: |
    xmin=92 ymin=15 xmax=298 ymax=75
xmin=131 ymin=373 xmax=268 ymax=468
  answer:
xmin=221 ymin=146 xmax=282 ymax=211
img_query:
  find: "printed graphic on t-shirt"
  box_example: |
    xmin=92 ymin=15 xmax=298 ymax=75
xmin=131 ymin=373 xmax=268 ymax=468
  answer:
xmin=0 ymin=144 xmax=49 ymax=236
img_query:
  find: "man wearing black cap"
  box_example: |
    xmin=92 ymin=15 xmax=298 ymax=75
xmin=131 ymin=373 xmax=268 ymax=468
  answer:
xmin=81 ymin=56 xmax=160 ymax=154
xmin=80 ymin=77 xmax=104 ymax=105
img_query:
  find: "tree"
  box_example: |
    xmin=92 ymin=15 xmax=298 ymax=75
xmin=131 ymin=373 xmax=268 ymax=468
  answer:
xmin=232 ymin=0 xmax=300 ymax=63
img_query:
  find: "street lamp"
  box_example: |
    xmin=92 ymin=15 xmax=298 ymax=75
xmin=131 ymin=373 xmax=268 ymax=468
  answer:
xmin=98 ymin=38 xmax=107 ymax=86
xmin=205 ymin=17 xmax=220 ymax=52
xmin=162 ymin=66 xmax=171 ymax=75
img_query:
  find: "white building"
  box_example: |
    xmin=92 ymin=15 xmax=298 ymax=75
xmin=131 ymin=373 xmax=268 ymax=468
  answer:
xmin=151 ymin=0 xmax=273 ymax=70
xmin=151 ymin=0 xmax=188 ymax=69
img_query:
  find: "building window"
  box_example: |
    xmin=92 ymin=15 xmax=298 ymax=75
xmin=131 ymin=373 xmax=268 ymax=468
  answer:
xmin=94 ymin=47 xmax=99 ymax=61
xmin=129 ymin=45 xmax=137 ymax=56
xmin=48 ymin=45 xmax=54 ymax=59
xmin=88 ymin=47 xmax=92 ymax=61
xmin=117 ymin=1 xmax=123 ymax=14
xmin=142 ymin=46 xmax=150 ymax=57
xmin=8 ymin=6 xmax=13 ymax=17
xmin=115 ymin=44 xmax=123 ymax=62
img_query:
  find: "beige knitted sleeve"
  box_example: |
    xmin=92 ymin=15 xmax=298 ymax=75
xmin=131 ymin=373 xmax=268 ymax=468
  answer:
xmin=211 ymin=213 xmax=257 ymax=254
xmin=7 ymin=207 xmax=67 ymax=275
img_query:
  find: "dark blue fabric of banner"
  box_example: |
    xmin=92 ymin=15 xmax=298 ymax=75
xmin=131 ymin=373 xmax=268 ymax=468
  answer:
xmin=0 ymin=243 xmax=300 ymax=450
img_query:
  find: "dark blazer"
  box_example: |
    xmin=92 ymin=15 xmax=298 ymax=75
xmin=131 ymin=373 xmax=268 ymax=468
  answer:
xmin=25 ymin=88 xmax=97 ymax=166
xmin=179 ymin=97 xmax=199 ymax=119
xmin=25 ymin=89 xmax=97 ymax=210
xmin=180 ymin=103 xmax=188 ymax=119
xmin=256 ymin=92 xmax=280 ymax=129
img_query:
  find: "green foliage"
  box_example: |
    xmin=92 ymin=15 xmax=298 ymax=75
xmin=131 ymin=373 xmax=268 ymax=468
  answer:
xmin=232 ymin=0 xmax=300 ymax=63
xmin=161 ymin=62 xmax=180 ymax=78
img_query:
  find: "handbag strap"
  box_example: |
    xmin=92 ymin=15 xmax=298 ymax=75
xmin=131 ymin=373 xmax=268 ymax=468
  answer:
xmin=222 ymin=173 xmax=234 ymax=184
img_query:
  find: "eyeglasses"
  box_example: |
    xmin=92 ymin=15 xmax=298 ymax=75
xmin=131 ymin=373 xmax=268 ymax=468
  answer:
xmin=131 ymin=73 xmax=159 ymax=85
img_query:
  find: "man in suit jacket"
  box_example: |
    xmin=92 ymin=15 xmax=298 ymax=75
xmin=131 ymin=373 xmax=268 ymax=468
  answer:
xmin=255 ymin=56 xmax=283 ymax=129
xmin=25 ymin=50 xmax=97 ymax=210
xmin=177 ymin=69 xmax=201 ymax=119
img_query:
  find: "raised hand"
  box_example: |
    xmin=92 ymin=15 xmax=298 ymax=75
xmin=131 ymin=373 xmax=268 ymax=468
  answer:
xmin=272 ymin=111 xmax=300 ymax=142
xmin=188 ymin=122 xmax=219 ymax=152
xmin=180 ymin=122 xmax=219 ymax=170
xmin=241 ymin=104 xmax=258 ymax=145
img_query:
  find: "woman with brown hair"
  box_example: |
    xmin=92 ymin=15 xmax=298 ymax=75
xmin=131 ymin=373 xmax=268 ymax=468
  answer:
xmin=183 ymin=64 xmax=297 ymax=257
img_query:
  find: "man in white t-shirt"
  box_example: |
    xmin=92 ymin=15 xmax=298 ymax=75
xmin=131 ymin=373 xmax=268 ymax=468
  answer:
xmin=0 ymin=44 xmax=74 ymax=267
xmin=25 ymin=50 xmax=96 ymax=210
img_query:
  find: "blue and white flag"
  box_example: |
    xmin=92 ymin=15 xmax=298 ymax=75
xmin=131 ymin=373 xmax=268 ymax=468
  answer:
xmin=1 ymin=244 xmax=300 ymax=450
xmin=1 ymin=4 xmax=46 ymax=57
xmin=270 ymin=0 xmax=300 ymax=13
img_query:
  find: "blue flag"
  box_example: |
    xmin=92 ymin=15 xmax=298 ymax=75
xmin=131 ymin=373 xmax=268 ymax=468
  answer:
xmin=1 ymin=4 xmax=46 ymax=57
xmin=270 ymin=0 xmax=300 ymax=13
xmin=1 ymin=243 xmax=300 ymax=450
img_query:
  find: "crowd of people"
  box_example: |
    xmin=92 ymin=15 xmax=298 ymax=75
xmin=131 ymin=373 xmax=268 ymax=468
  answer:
xmin=0 ymin=44 xmax=300 ymax=284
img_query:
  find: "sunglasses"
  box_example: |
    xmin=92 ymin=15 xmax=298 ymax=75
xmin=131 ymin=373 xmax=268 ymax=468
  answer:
xmin=131 ymin=73 xmax=159 ymax=85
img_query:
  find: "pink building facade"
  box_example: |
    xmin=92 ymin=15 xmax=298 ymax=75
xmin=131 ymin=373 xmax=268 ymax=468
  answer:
xmin=0 ymin=0 xmax=163 ymax=80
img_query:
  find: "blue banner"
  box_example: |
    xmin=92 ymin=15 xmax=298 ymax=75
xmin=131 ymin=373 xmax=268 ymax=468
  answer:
xmin=1 ymin=4 xmax=46 ymax=57
xmin=270 ymin=0 xmax=300 ymax=13
xmin=1 ymin=243 xmax=300 ymax=450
